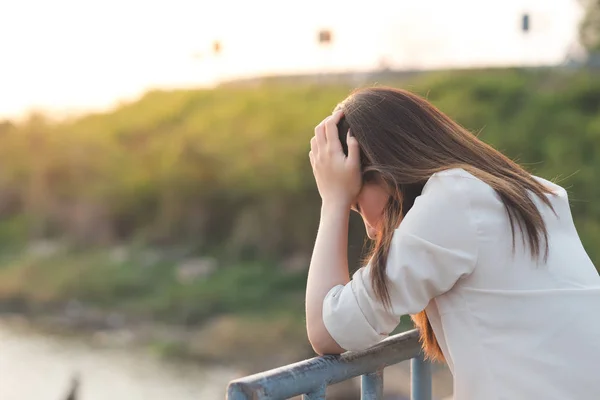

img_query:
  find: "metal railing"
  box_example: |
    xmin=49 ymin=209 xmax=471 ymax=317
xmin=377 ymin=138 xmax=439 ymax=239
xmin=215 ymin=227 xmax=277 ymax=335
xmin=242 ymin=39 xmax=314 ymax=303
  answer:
xmin=227 ymin=329 xmax=432 ymax=400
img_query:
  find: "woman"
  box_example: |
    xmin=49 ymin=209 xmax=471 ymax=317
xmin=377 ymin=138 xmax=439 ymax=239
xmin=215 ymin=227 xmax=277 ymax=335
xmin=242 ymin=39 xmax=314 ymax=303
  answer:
xmin=305 ymin=87 xmax=600 ymax=399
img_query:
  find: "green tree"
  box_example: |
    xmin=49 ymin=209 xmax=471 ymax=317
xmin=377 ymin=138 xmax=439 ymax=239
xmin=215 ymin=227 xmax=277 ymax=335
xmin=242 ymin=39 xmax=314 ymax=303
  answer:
xmin=580 ymin=0 xmax=600 ymax=53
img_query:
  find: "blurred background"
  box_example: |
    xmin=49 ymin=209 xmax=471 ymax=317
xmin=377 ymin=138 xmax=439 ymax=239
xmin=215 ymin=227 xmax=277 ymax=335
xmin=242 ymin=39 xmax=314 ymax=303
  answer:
xmin=0 ymin=0 xmax=599 ymax=399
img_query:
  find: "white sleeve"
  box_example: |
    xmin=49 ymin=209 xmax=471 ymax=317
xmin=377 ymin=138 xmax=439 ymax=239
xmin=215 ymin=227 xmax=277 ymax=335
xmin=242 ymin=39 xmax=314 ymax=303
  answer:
xmin=323 ymin=173 xmax=479 ymax=351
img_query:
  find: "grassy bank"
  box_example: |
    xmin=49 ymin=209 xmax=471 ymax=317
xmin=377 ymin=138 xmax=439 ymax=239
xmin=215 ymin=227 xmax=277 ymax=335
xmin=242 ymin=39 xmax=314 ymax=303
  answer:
xmin=0 ymin=246 xmax=315 ymax=369
xmin=0 ymin=247 xmax=305 ymax=322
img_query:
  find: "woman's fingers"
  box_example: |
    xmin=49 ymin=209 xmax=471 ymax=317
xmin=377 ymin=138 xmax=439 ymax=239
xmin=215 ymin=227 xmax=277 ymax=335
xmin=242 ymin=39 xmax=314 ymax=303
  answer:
xmin=314 ymin=121 xmax=327 ymax=149
xmin=347 ymin=131 xmax=361 ymax=165
xmin=309 ymin=112 xmax=361 ymax=205
xmin=313 ymin=110 xmax=345 ymax=159
xmin=324 ymin=112 xmax=343 ymax=153
xmin=310 ymin=136 xmax=319 ymax=156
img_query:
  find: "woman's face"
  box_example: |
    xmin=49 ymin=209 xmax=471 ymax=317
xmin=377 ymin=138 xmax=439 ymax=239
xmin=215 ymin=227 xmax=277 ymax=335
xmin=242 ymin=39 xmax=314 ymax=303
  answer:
xmin=351 ymin=180 xmax=390 ymax=240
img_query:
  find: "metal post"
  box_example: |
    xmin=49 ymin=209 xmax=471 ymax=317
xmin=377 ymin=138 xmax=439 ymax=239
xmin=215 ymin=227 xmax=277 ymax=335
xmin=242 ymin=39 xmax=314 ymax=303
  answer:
xmin=361 ymin=369 xmax=383 ymax=399
xmin=303 ymin=385 xmax=326 ymax=400
xmin=410 ymin=354 xmax=432 ymax=400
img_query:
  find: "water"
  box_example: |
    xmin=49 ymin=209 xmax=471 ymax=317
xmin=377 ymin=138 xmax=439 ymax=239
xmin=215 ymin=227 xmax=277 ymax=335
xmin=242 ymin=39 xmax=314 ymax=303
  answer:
xmin=0 ymin=319 xmax=238 ymax=400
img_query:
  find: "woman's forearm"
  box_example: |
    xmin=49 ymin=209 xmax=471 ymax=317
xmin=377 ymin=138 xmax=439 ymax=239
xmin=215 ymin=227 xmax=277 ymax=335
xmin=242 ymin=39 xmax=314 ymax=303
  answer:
xmin=305 ymin=201 xmax=351 ymax=354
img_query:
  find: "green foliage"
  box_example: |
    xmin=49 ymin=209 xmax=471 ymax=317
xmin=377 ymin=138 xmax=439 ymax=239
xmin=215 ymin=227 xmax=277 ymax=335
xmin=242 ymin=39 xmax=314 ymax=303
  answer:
xmin=0 ymin=68 xmax=599 ymax=324
xmin=0 ymin=249 xmax=307 ymax=325
xmin=580 ymin=0 xmax=600 ymax=53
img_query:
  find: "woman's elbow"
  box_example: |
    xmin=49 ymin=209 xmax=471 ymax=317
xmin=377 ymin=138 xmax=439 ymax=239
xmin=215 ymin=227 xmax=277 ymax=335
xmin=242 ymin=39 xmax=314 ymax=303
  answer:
xmin=310 ymin=340 xmax=345 ymax=356
xmin=308 ymin=328 xmax=346 ymax=355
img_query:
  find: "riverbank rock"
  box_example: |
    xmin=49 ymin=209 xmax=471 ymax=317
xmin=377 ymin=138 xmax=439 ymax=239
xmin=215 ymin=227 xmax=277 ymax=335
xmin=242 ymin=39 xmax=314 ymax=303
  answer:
xmin=108 ymin=246 xmax=129 ymax=264
xmin=27 ymin=240 xmax=65 ymax=258
xmin=176 ymin=257 xmax=217 ymax=283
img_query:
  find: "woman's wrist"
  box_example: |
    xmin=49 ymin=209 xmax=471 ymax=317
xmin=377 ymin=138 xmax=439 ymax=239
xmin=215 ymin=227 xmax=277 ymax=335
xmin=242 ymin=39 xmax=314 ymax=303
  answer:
xmin=321 ymin=199 xmax=352 ymax=215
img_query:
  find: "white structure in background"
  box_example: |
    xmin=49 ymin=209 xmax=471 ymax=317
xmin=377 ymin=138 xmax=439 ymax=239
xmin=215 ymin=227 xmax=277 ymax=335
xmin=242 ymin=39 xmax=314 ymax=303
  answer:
xmin=203 ymin=0 xmax=584 ymax=83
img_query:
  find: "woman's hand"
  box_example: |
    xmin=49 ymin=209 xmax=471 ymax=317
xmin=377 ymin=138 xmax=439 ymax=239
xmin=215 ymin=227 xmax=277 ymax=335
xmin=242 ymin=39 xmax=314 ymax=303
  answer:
xmin=309 ymin=111 xmax=362 ymax=208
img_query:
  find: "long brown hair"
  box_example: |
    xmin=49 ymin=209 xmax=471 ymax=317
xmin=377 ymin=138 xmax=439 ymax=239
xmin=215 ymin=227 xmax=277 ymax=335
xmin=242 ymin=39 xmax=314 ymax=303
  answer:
xmin=336 ymin=87 xmax=555 ymax=362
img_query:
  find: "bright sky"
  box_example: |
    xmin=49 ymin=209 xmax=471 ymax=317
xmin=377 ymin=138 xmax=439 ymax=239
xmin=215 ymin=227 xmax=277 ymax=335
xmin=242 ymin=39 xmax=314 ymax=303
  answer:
xmin=0 ymin=0 xmax=582 ymax=119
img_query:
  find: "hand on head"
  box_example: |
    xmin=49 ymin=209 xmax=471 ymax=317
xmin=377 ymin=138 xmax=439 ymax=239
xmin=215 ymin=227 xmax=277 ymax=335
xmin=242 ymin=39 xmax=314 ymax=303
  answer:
xmin=309 ymin=110 xmax=362 ymax=208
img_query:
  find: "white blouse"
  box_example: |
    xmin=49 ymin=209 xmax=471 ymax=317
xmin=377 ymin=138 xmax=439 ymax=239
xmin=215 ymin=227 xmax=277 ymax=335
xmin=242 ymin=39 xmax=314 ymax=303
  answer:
xmin=323 ymin=168 xmax=600 ymax=400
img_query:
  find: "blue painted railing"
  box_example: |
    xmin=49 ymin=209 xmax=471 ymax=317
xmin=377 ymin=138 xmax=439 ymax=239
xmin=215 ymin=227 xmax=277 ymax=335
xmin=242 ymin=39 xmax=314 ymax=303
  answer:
xmin=227 ymin=329 xmax=432 ymax=400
